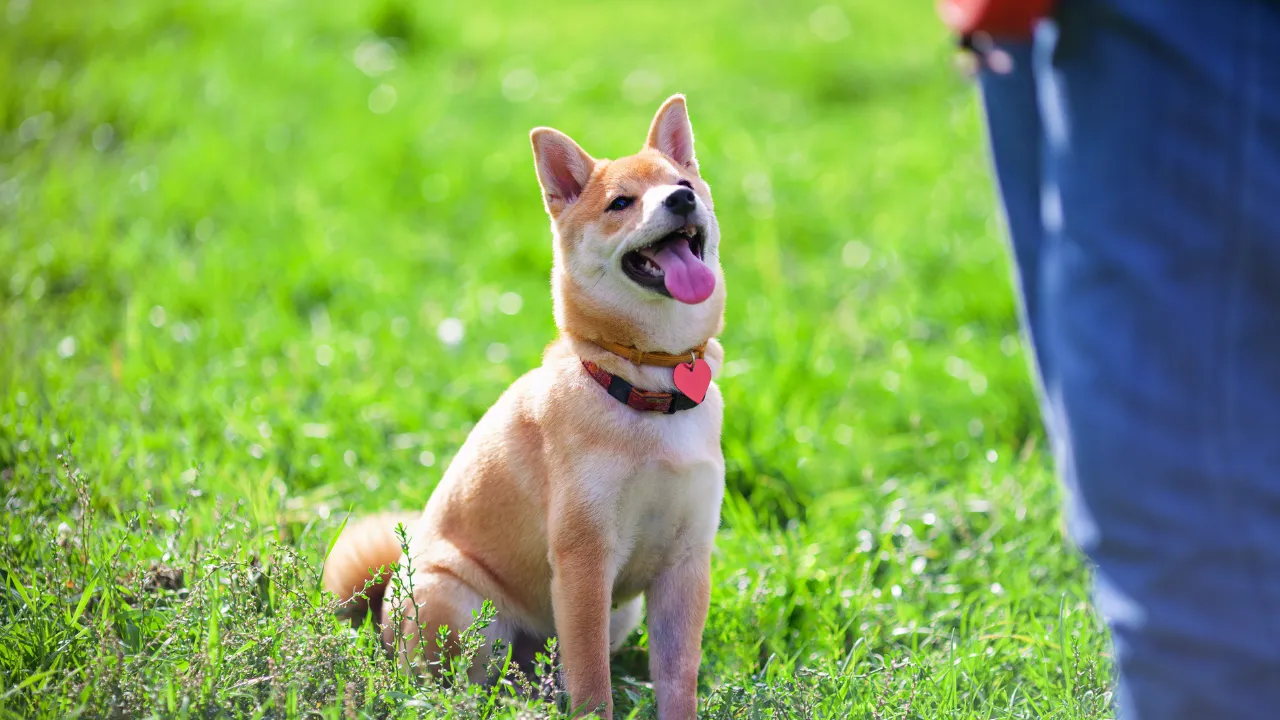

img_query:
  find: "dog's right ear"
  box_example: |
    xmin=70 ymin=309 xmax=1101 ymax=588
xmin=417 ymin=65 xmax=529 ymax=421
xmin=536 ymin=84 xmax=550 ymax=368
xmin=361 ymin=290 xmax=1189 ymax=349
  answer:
xmin=530 ymin=127 xmax=595 ymax=217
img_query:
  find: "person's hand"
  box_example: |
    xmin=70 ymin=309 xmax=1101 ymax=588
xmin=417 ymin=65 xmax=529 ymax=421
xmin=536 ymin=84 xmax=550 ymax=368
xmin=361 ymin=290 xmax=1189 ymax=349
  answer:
xmin=939 ymin=0 xmax=1054 ymax=77
xmin=955 ymin=32 xmax=1015 ymax=77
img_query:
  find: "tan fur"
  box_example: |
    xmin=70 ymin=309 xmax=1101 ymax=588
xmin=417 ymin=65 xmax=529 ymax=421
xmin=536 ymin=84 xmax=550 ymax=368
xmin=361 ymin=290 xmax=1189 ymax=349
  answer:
xmin=322 ymin=512 xmax=419 ymax=623
xmin=322 ymin=95 xmax=725 ymax=720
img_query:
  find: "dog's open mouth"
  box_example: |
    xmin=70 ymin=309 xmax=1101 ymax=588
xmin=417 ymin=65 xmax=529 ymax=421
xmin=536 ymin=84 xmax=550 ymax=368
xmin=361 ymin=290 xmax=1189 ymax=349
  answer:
xmin=621 ymin=224 xmax=715 ymax=304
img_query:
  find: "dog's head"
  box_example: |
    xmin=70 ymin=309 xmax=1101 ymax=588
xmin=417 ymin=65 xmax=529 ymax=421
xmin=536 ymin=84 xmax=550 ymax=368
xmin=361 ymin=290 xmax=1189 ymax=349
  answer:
xmin=530 ymin=95 xmax=724 ymax=353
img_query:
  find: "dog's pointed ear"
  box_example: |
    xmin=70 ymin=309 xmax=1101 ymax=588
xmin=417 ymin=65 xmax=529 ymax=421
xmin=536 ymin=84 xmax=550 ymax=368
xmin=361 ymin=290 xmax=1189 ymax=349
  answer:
xmin=530 ymin=127 xmax=595 ymax=216
xmin=645 ymin=94 xmax=697 ymax=173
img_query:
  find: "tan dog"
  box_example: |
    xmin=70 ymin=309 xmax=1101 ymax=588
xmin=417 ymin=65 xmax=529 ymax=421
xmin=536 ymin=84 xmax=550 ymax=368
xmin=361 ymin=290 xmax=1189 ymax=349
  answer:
xmin=322 ymin=95 xmax=725 ymax=720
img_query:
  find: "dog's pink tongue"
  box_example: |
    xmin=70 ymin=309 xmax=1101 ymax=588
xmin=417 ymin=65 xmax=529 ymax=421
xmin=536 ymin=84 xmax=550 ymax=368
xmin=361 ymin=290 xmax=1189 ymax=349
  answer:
xmin=653 ymin=237 xmax=716 ymax=304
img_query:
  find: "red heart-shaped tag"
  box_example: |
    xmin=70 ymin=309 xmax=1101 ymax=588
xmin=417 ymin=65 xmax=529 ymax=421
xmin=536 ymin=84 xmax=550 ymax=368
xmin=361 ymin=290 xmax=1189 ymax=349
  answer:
xmin=673 ymin=358 xmax=712 ymax=404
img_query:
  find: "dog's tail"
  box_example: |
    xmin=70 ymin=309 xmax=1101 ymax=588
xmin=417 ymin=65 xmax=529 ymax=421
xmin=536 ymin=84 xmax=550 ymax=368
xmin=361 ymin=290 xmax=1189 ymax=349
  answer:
xmin=321 ymin=512 xmax=418 ymax=625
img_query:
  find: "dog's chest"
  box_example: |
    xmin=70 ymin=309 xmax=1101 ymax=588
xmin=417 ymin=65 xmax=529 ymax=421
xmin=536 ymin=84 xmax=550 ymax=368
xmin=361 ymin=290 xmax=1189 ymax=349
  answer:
xmin=608 ymin=437 xmax=724 ymax=601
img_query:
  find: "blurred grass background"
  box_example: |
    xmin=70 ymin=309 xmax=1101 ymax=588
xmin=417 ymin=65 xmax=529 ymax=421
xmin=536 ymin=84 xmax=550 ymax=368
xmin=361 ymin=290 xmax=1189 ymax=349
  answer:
xmin=0 ymin=0 xmax=1111 ymax=717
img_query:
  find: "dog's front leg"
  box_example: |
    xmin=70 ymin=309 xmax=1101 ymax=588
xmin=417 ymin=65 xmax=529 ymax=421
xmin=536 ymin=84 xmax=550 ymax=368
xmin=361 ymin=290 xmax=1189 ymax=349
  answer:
xmin=550 ymin=518 xmax=614 ymax=718
xmin=646 ymin=550 xmax=711 ymax=720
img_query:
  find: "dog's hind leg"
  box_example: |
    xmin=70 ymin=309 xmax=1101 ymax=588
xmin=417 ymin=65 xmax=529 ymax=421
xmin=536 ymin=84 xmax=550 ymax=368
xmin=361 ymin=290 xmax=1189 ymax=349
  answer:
xmin=380 ymin=569 xmax=516 ymax=685
xmin=609 ymin=596 xmax=643 ymax=654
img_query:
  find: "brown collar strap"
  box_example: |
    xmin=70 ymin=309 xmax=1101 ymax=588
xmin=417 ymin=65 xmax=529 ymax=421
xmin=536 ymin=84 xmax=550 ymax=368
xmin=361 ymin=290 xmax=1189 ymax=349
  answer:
xmin=582 ymin=360 xmax=699 ymax=414
xmin=589 ymin=338 xmax=706 ymax=367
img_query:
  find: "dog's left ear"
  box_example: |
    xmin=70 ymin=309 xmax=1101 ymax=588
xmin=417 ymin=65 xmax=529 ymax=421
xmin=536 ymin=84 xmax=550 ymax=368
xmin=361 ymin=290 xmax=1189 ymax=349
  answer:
xmin=531 ymin=127 xmax=596 ymax=217
xmin=645 ymin=94 xmax=698 ymax=174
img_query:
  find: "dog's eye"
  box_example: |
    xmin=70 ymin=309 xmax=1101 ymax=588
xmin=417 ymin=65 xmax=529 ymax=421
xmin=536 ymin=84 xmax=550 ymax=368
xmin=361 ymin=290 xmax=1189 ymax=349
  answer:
xmin=606 ymin=196 xmax=634 ymax=212
xmin=677 ymin=180 xmax=693 ymax=189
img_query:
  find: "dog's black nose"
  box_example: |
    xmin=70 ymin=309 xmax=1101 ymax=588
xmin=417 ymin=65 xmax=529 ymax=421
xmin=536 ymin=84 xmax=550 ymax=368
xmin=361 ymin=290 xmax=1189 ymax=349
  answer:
xmin=664 ymin=188 xmax=697 ymax=216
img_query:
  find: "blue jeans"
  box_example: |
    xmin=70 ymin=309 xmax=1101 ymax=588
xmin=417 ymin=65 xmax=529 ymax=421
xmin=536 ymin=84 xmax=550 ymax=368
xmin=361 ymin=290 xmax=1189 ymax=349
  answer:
xmin=980 ymin=1 xmax=1280 ymax=717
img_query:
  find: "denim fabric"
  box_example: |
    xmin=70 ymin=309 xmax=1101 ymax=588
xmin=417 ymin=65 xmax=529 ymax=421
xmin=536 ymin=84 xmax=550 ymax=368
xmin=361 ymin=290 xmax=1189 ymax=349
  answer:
xmin=978 ymin=1 xmax=1280 ymax=717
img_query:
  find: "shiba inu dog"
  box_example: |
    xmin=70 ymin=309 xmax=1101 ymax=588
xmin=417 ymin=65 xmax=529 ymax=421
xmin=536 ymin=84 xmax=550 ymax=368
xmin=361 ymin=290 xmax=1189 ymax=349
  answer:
xmin=323 ymin=95 xmax=725 ymax=720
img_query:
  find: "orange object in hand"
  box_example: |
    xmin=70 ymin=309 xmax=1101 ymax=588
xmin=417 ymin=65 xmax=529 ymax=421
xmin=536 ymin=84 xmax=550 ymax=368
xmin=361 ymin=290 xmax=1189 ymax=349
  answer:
xmin=938 ymin=0 xmax=1056 ymax=39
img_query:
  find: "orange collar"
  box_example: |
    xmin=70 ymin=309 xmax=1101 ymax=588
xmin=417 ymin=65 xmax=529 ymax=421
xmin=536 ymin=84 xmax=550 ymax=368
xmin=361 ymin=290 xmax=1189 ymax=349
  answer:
xmin=589 ymin=338 xmax=707 ymax=367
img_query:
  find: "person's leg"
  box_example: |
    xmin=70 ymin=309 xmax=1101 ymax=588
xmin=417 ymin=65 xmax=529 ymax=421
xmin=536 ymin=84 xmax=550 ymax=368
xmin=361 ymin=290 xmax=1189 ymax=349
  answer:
xmin=978 ymin=43 xmax=1053 ymax=385
xmin=1033 ymin=0 xmax=1280 ymax=716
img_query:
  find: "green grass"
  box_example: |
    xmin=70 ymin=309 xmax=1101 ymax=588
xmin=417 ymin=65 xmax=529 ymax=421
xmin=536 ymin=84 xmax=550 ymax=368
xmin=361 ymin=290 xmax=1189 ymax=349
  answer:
xmin=0 ymin=0 xmax=1112 ymax=717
